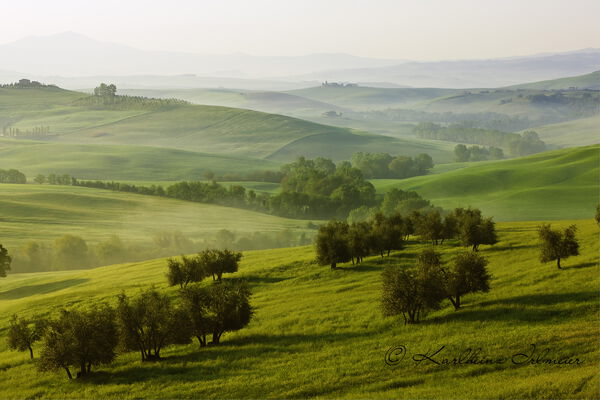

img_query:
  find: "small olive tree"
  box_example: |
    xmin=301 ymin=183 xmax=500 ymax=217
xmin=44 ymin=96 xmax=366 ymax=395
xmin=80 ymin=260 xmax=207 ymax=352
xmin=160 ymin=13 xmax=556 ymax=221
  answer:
xmin=7 ymin=315 xmax=47 ymax=359
xmin=180 ymin=280 xmax=253 ymax=346
xmin=116 ymin=288 xmax=191 ymax=361
xmin=381 ymin=249 xmax=445 ymax=324
xmin=452 ymin=208 xmax=497 ymax=251
xmin=443 ymin=251 xmax=491 ymax=309
xmin=538 ymin=224 xmax=579 ymax=269
xmin=37 ymin=304 xmax=118 ymax=379
xmin=166 ymin=255 xmax=210 ymax=288
xmin=0 ymin=244 xmax=11 ymax=277
xmin=315 ymin=220 xmax=351 ymax=269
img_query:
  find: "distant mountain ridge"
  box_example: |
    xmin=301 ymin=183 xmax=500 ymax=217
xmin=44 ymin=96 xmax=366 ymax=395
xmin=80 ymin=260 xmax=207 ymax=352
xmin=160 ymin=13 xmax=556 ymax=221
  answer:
xmin=1 ymin=32 xmax=599 ymax=89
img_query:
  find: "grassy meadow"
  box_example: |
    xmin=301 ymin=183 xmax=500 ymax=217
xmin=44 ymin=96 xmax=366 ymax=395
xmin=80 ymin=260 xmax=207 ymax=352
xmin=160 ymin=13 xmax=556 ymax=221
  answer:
xmin=372 ymin=145 xmax=599 ymax=221
xmin=530 ymin=115 xmax=600 ymax=147
xmin=0 ymin=86 xmax=456 ymax=163
xmin=0 ymin=184 xmax=313 ymax=249
xmin=0 ymin=139 xmax=280 ymax=180
xmin=0 ymin=218 xmax=598 ymax=398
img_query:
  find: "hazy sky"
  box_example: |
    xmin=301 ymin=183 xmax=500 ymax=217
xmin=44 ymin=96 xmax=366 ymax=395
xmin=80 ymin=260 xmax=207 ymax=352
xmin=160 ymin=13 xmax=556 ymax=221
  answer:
xmin=1 ymin=0 xmax=599 ymax=60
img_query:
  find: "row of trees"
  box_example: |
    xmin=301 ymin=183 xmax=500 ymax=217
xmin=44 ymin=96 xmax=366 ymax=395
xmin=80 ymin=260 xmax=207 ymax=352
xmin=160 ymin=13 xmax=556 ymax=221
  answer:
xmin=0 ymin=79 xmax=57 ymax=89
xmin=8 ymin=281 xmax=252 ymax=379
xmin=350 ymin=152 xmax=434 ymax=179
xmin=413 ymin=122 xmax=547 ymax=157
xmin=33 ymin=173 xmax=75 ymax=185
xmin=167 ymin=249 xmax=242 ymax=285
xmin=9 ymin=228 xmax=310 ymax=273
xmin=355 ymin=109 xmax=549 ymax=132
xmin=76 ymin=83 xmax=187 ymax=110
xmin=0 ymin=168 xmax=26 ymax=184
xmin=454 ymin=144 xmax=504 ymax=162
xmin=315 ymin=207 xmax=497 ymax=269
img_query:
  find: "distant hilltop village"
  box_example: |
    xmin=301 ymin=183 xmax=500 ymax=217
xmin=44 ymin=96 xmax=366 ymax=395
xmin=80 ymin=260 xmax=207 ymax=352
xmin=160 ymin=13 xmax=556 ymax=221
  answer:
xmin=322 ymin=81 xmax=358 ymax=87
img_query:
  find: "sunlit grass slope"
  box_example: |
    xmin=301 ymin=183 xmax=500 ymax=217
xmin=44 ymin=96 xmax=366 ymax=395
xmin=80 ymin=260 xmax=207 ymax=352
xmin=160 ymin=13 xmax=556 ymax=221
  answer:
xmin=530 ymin=115 xmax=600 ymax=147
xmin=0 ymin=139 xmax=280 ymax=180
xmin=372 ymin=145 xmax=599 ymax=221
xmin=0 ymin=219 xmax=598 ymax=399
xmin=0 ymin=86 xmax=454 ymax=162
xmin=0 ymin=184 xmax=311 ymax=248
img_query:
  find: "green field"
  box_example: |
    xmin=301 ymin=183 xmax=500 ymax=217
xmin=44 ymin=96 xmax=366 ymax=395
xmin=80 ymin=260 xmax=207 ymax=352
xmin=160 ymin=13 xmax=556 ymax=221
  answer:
xmin=118 ymin=88 xmax=345 ymax=117
xmin=372 ymin=145 xmax=599 ymax=221
xmin=0 ymin=184 xmax=313 ymax=248
xmin=0 ymin=139 xmax=280 ymax=180
xmin=529 ymin=115 xmax=600 ymax=147
xmin=287 ymin=86 xmax=458 ymax=110
xmin=0 ymin=86 xmax=454 ymax=163
xmin=0 ymin=218 xmax=598 ymax=398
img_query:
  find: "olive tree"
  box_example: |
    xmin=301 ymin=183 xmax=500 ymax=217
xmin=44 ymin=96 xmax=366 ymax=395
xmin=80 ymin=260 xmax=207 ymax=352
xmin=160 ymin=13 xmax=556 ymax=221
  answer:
xmin=443 ymin=251 xmax=491 ymax=309
xmin=381 ymin=249 xmax=445 ymax=324
xmin=116 ymin=288 xmax=191 ymax=361
xmin=7 ymin=315 xmax=47 ymax=359
xmin=0 ymin=244 xmax=11 ymax=277
xmin=315 ymin=220 xmax=351 ymax=269
xmin=538 ymin=224 xmax=579 ymax=269
xmin=37 ymin=304 xmax=118 ymax=379
xmin=166 ymin=255 xmax=210 ymax=288
xmin=453 ymin=208 xmax=497 ymax=251
xmin=181 ymin=281 xmax=253 ymax=345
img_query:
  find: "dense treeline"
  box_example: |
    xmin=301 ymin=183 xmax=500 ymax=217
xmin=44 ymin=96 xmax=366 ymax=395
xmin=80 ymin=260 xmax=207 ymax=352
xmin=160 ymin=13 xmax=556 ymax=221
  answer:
xmin=413 ymin=122 xmax=547 ymax=157
xmin=453 ymin=144 xmax=504 ymax=162
xmin=10 ymin=228 xmax=312 ymax=273
xmin=0 ymin=78 xmax=58 ymax=89
xmin=0 ymin=168 xmax=27 ymax=183
xmin=355 ymin=109 xmax=545 ymax=132
xmin=315 ymin=207 xmax=497 ymax=269
xmin=351 ymin=152 xmax=433 ymax=179
xmin=7 ymin=252 xmax=253 ymax=379
xmin=34 ymin=150 xmax=441 ymax=220
xmin=72 ymin=82 xmax=188 ymax=110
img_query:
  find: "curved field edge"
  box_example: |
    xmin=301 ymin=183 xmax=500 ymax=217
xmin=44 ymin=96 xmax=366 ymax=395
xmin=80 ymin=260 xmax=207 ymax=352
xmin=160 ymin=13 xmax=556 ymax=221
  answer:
xmin=0 ymin=219 xmax=598 ymax=399
xmin=371 ymin=145 xmax=600 ymax=222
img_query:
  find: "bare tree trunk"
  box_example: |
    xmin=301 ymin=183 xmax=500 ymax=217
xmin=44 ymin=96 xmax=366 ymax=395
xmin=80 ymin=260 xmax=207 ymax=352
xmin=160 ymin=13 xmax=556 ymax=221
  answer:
xmin=64 ymin=367 xmax=72 ymax=380
xmin=28 ymin=346 xmax=34 ymax=359
xmin=557 ymin=258 xmax=562 ymax=269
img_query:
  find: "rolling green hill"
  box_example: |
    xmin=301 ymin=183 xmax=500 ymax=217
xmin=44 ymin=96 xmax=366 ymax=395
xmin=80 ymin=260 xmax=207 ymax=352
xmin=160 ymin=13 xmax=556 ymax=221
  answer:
xmin=287 ymin=86 xmax=458 ymax=110
xmin=527 ymin=115 xmax=600 ymax=147
xmin=0 ymin=139 xmax=280 ymax=180
xmin=508 ymin=70 xmax=600 ymax=90
xmin=267 ymin=130 xmax=455 ymax=162
xmin=0 ymin=184 xmax=312 ymax=249
xmin=0 ymin=86 xmax=454 ymax=163
xmin=118 ymin=88 xmax=345 ymax=116
xmin=0 ymin=219 xmax=598 ymax=398
xmin=372 ymin=145 xmax=599 ymax=221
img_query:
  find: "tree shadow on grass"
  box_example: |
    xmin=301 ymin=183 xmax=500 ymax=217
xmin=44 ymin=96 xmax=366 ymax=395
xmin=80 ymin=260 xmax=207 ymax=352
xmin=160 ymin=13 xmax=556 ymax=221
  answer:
xmin=423 ymin=291 xmax=598 ymax=324
xmin=477 ymin=291 xmax=599 ymax=307
xmin=565 ymin=261 xmax=598 ymax=270
xmin=230 ymin=275 xmax=289 ymax=284
xmin=487 ymin=244 xmax=537 ymax=252
xmin=84 ymin=331 xmax=375 ymax=386
xmin=0 ymin=278 xmax=88 ymax=300
xmin=336 ymin=264 xmax=382 ymax=272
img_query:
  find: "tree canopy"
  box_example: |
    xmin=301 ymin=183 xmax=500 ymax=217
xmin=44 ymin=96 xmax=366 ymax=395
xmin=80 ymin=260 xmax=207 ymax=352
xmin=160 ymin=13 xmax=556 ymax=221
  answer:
xmin=538 ymin=224 xmax=580 ymax=269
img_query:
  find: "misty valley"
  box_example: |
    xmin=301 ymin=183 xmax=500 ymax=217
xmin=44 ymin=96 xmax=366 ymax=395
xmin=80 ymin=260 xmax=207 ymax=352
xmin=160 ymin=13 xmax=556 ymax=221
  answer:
xmin=0 ymin=6 xmax=599 ymax=399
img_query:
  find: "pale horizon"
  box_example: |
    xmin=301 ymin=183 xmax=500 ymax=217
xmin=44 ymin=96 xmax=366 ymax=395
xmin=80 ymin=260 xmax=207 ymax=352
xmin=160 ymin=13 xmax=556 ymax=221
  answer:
xmin=1 ymin=0 xmax=599 ymax=61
